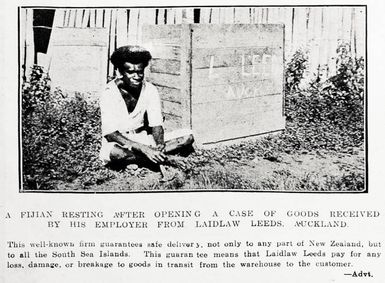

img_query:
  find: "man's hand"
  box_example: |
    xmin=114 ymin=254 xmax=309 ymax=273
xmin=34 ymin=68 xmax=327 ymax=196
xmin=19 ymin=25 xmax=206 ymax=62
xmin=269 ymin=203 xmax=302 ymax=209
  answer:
xmin=140 ymin=145 xmax=167 ymax=164
xmin=155 ymin=143 xmax=166 ymax=152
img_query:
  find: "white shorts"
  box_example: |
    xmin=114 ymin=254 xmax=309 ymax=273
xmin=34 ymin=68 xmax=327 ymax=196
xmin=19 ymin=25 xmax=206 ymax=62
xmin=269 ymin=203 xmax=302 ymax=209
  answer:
xmin=99 ymin=128 xmax=193 ymax=164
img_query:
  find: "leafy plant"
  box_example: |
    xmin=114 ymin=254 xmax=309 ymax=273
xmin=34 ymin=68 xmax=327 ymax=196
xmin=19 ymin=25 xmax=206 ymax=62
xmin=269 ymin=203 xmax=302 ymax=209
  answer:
xmin=285 ymin=48 xmax=309 ymax=92
xmin=325 ymin=42 xmax=365 ymax=99
xmin=22 ymin=66 xmax=113 ymax=190
xmin=22 ymin=65 xmax=51 ymax=115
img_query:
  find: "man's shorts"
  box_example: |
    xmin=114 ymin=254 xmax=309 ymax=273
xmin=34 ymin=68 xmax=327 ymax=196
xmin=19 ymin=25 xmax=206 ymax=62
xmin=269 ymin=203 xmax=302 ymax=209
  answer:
xmin=99 ymin=129 xmax=193 ymax=165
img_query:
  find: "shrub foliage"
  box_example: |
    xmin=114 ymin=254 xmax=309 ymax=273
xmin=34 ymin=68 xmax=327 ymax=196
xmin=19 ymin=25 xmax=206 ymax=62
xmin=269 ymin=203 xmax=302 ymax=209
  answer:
xmin=22 ymin=66 xmax=112 ymax=190
xmin=284 ymin=42 xmax=364 ymax=152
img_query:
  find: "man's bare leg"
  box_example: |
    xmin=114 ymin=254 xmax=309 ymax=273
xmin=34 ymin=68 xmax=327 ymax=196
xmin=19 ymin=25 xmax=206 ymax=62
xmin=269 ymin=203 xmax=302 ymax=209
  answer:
xmin=109 ymin=145 xmax=137 ymax=163
xmin=107 ymin=133 xmax=194 ymax=174
xmin=164 ymin=133 xmax=194 ymax=154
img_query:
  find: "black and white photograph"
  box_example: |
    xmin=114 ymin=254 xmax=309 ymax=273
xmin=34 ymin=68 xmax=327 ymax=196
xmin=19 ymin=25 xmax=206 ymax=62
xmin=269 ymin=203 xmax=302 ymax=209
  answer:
xmin=19 ymin=6 xmax=366 ymax=192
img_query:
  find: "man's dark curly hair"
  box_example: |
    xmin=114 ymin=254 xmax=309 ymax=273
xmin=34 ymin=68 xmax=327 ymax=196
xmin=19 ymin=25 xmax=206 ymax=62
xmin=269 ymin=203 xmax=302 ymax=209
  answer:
xmin=110 ymin=45 xmax=152 ymax=70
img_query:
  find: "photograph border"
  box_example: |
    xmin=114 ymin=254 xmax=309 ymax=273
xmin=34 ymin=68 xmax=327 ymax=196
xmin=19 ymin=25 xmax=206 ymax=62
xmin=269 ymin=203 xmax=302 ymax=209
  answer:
xmin=18 ymin=4 xmax=368 ymax=194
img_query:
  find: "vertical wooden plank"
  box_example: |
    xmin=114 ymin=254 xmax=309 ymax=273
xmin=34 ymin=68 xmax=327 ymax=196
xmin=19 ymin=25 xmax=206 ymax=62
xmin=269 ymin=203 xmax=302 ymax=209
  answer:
xmin=158 ymin=8 xmax=165 ymax=24
xmin=96 ymin=9 xmax=104 ymax=28
xmin=234 ymin=7 xmax=249 ymax=24
xmin=140 ymin=8 xmax=155 ymax=25
xmin=107 ymin=9 xmax=117 ymax=78
xmin=128 ymin=8 xmax=140 ymax=45
xmin=116 ymin=9 xmax=128 ymax=47
xmin=63 ymin=9 xmax=69 ymax=27
xmin=89 ymin=9 xmax=96 ymax=28
xmin=222 ymin=7 xmax=234 ymax=23
xmin=20 ymin=9 xmax=27 ymax=79
xmin=182 ymin=8 xmax=194 ymax=24
xmin=336 ymin=7 xmax=344 ymax=42
xmin=210 ymin=8 xmax=220 ymax=24
xmin=254 ymin=8 xmax=259 ymax=23
xmin=46 ymin=9 xmax=65 ymax=73
xmin=309 ymin=7 xmax=322 ymax=77
xmin=180 ymin=24 xmax=192 ymax=129
xmin=75 ymin=9 xmax=83 ymax=27
xmin=170 ymin=9 xmax=176 ymax=24
xmin=327 ymin=8 xmax=339 ymax=76
xmin=283 ymin=8 xmax=293 ymax=53
xmin=248 ymin=8 xmax=253 ymax=24
xmin=250 ymin=8 xmax=256 ymax=23
xmin=259 ymin=7 xmax=264 ymax=23
xmin=354 ymin=7 xmax=365 ymax=58
xmin=341 ymin=7 xmax=352 ymax=43
xmin=290 ymin=8 xmax=295 ymax=46
xmin=174 ymin=8 xmax=183 ymax=24
xmin=52 ymin=9 xmax=65 ymax=27
xmin=317 ymin=7 xmax=330 ymax=80
xmin=305 ymin=7 xmax=311 ymax=43
xmin=166 ymin=8 xmax=174 ymax=24
xmin=67 ymin=9 xmax=76 ymax=27
xmin=350 ymin=8 xmax=356 ymax=58
xmin=200 ymin=8 xmax=211 ymax=24
xmin=137 ymin=8 xmax=151 ymax=45
xmin=81 ymin=9 xmax=90 ymax=28
xmin=275 ymin=7 xmax=283 ymax=24
xmin=103 ymin=9 xmax=111 ymax=28
xmin=302 ymin=7 xmax=313 ymax=81
xmin=267 ymin=7 xmax=276 ymax=23
xmin=25 ymin=9 xmax=34 ymax=75
xmin=293 ymin=7 xmax=307 ymax=49
xmin=266 ymin=7 xmax=272 ymax=23
xmin=103 ymin=9 xmax=112 ymax=81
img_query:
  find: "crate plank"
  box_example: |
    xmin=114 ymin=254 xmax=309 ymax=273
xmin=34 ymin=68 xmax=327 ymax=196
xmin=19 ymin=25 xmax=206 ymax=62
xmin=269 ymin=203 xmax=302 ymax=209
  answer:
xmin=192 ymin=46 xmax=280 ymax=69
xmin=192 ymin=65 xmax=282 ymax=87
xmin=178 ymin=24 xmax=193 ymax=128
xmin=162 ymin=100 xmax=183 ymax=117
xmin=191 ymin=24 xmax=284 ymax=48
xmin=194 ymin=114 xmax=285 ymax=144
xmin=147 ymin=73 xmax=181 ymax=89
xmin=149 ymin=44 xmax=181 ymax=60
xmin=193 ymin=94 xmax=283 ymax=119
xmin=192 ymin=82 xmax=281 ymax=104
xmin=155 ymin=85 xmax=183 ymax=103
xmin=150 ymin=58 xmax=181 ymax=75
xmin=142 ymin=24 xmax=183 ymax=44
xmin=49 ymin=27 xmax=108 ymax=46
xmin=163 ymin=113 xmax=183 ymax=132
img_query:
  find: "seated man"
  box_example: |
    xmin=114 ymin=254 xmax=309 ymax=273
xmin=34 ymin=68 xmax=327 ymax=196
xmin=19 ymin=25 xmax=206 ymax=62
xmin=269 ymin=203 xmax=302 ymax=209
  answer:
xmin=99 ymin=45 xmax=193 ymax=169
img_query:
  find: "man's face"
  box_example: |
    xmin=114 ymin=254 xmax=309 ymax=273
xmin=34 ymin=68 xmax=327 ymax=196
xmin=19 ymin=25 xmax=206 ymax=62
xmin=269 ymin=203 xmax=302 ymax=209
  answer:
xmin=120 ymin=62 xmax=145 ymax=89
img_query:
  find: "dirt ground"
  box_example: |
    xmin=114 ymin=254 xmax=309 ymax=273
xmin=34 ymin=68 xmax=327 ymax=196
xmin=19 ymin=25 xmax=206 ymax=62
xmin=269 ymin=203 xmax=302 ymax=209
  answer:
xmin=79 ymin=146 xmax=365 ymax=192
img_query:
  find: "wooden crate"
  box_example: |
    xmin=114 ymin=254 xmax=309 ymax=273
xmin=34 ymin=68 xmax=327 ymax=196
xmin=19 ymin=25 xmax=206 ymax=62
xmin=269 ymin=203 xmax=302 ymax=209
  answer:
xmin=142 ymin=23 xmax=285 ymax=144
xmin=48 ymin=27 xmax=109 ymax=96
